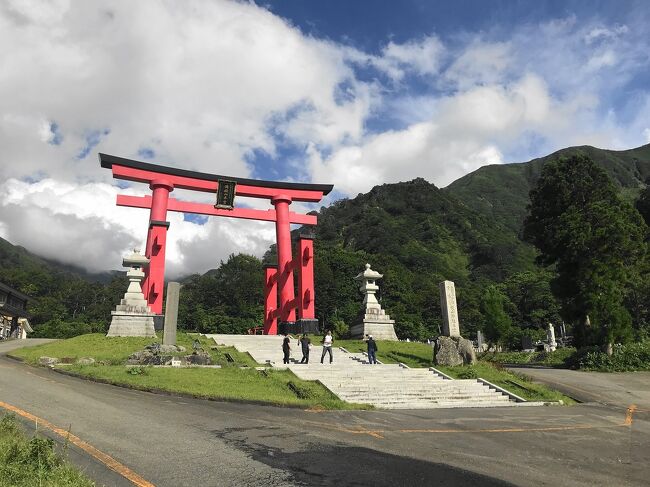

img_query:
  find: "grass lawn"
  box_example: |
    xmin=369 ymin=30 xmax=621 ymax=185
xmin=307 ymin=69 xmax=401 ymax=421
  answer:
xmin=335 ymin=339 xmax=434 ymax=368
xmin=10 ymin=333 xmax=369 ymax=410
xmin=64 ymin=365 xmax=366 ymax=409
xmin=0 ymin=414 xmax=93 ymax=487
xmin=10 ymin=332 xmax=258 ymax=367
xmin=435 ymin=362 xmax=576 ymax=404
xmin=480 ymin=348 xmax=577 ymax=367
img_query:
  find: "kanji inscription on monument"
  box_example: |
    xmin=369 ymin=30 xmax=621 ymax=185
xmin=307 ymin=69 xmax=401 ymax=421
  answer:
xmin=439 ymin=280 xmax=460 ymax=337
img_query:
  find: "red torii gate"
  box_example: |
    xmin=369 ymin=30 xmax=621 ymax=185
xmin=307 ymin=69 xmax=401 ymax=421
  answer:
xmin=99 ymin=153 xmax=332 ymax=335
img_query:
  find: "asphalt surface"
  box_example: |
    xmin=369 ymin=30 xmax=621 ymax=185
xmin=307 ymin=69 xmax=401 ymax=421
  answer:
xmin=507 ymin=366 xmax=650 ymax=408
xmin=0 ymin=340 xmax=647 ymax=486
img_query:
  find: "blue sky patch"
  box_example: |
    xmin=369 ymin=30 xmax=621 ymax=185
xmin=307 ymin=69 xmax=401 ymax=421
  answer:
xmin=183 ymin=213 xmax=209 ymax=225
xmin=77 ymin=128 xmax=110 ymax=160
xmin=137 ymin=147 xmax=156 ymax=160
xmin=47 ymin=122 xmax=63 ymax=145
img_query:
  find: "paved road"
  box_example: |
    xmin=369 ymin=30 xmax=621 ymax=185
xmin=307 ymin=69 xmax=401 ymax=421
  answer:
xmin=507 ymin=367 xmax=650 ymax=408
xmin=0 ymin=338 xmax=57 ymax=353
xmin=0 ymin=348 xmax=647 ymax=486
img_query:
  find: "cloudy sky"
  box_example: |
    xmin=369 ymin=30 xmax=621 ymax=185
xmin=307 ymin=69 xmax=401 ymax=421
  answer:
xmin=1 ymin=0 xmax=649 ymax=277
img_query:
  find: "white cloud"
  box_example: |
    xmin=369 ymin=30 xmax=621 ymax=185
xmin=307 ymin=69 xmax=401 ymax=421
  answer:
xmin=378 ymin=36 xmax=444 ymax=81
xmin=1 ymin=3 xmax=649 ymax=276
xmin=0 ymin=0 xmax=371 ymax=275
xmin=311 ymin=73 xmax=600 ymax=192
xmin=444 ymin=41 xmax=511 ymax=89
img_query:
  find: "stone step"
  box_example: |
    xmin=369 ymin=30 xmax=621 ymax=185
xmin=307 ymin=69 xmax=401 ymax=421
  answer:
xmin=370 ymin=401 xmax=517 ymax=409
xmin=332 ymin=389 xmax=494 ymax=396
xmin=205 ymin=334 xmax=529 ymax=410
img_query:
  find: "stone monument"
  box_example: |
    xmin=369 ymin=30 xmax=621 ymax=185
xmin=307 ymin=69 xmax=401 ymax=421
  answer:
xmin=545 ymin=323 xmax=557 ymax=352
xmin=434 ymin=280 xmax=476 ymax=366
xmin=163 ymin=282 xmax=180 ymax=346
xmin=350 ymin=264 xmax=398 ymax=340
xmin=440 ymin=280 xmax=460 ymax=337
xmin=106 ymin=250 xmax=156 ymax=337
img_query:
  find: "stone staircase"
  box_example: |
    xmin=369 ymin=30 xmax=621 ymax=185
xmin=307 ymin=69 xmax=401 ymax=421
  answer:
xmin=206 ymin=334 xmax=529 ymax=409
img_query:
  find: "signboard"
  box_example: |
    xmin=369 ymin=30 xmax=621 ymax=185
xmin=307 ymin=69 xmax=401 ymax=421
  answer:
xmin=214 ymin=179 xmax=237 ymax=210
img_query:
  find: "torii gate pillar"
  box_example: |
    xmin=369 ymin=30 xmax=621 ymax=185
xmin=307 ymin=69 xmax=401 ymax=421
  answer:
xmin=100 ymin=153 xmax=332 ymax=334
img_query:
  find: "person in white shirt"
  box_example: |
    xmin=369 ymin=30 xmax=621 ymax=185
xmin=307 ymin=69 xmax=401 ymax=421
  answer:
xmin=321 ymin=330 xmax=334 ymax=364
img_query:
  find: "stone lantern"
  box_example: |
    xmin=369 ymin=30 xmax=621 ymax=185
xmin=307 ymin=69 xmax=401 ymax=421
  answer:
xmin=106 ymin=249 xmax=156 ymax=337
xmin=350 ymin=264 xmax=397 ymax=340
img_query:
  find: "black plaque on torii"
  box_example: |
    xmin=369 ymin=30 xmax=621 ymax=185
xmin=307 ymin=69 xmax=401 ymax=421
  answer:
xmin=214 ymin=179 xmax=237 ymax=210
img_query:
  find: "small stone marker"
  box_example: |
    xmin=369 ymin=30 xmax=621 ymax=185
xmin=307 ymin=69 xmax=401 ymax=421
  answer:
xmin=171 ymin=357 xmax=182 ymax=367
xmin=439 ymin=280 xmax=460 ymax=337
xmin=546 ymin=323 xmax=557 ymax=352
xmin=477 ymin=330 xmax=485 ymax=351
xmin=163 ymin=282 xmax=180 ymax=346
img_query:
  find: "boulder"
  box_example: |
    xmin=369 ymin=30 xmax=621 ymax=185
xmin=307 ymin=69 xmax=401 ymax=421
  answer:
xmin=149 ymin=355 xmax=174 ymax=366
xmin=126 ymin=350 xmax=154 ymax=365
xmin=434 ymin=336 xmax=477 ymax=366
xmin=76 ymin=357 xmax=96 ymax=365
xmin=186 ymin=352 xmax=211 ymax=365
xmin=159 ymin=344 xmax=186 ymax=354
xmin=38 ymin=356 xmax=59 ymax=366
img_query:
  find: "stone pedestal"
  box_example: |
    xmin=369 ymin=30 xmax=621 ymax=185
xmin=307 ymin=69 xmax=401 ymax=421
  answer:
xmin=107 ymin=250 xmax=156 ymax=338
xmin=278 ymin=319 xmax=320 ymax=336
xmin=350 ymin=264 xmax=397 ymax=340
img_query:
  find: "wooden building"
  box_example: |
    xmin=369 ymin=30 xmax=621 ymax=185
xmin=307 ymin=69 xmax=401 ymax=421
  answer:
xmin=0 ymin=282 xmax=32 ymax=339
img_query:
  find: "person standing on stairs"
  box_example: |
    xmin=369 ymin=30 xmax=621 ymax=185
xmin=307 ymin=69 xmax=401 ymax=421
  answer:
xmin=282 ymin=334 xmax=291 ymax=364
xmin=366 ymin=335 xmax=378 ymax=364
xmin=321 ymin=330 xmax=334 ymax=364
xmin=299 ymin=333 xmax=311 ymax=363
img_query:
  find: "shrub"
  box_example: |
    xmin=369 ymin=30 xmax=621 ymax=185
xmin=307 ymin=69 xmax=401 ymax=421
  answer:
xmin=331 ymin=319 xmax=349 ymax=339
xmin=456 ymin=368 xmax=478 ymax=379
xmin=573 ymin=341 xmax=650 ymax=371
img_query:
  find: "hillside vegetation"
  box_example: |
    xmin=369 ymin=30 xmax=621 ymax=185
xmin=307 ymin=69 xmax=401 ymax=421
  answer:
xmin=2 ymin=144 xmax=650 ymax=345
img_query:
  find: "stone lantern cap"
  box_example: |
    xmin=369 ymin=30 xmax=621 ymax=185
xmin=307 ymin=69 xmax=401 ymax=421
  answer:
xmin=354 ymin=263 xmax=383 ymax=281
xmin=122 ymin=249 xmax=149 ymax=268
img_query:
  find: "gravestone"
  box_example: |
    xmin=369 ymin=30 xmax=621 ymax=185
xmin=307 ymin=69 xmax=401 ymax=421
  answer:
xmin=477 ymin=330 xmax=485 ymax=351
xmin=439 ymin=280 xmax=460 ymax=337
xmin=521 ymin=335 xmax=534 ymax=350
xmin=163 ymin=282 xmax=180 ymax=346
xmin=546 ymin=323 xmax=557 ymax=352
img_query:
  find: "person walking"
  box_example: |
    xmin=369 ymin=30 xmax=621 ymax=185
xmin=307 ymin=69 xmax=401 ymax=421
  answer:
xmin=367 ymin=335 xmax=378 ymax=364
xmin=282 ymin=335 xmax=291 ymax=364
xmin=320 ymin=330 xmax=334 ymax=364
xmin=299 ymin=333 xmax=311 ymax=363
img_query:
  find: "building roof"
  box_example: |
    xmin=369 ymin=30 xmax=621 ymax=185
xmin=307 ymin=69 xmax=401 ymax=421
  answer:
xmin=0 ymin=281 xmax=31 ymax=302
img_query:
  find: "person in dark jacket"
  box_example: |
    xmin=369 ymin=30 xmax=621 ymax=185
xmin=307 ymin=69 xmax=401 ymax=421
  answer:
xmin=367 ymin=335 xmax=378 ymax=364
xmin=299 ymin=333 xmax=311 ymax=363
xmin=282 ymin=335 xmax=291 ymax=364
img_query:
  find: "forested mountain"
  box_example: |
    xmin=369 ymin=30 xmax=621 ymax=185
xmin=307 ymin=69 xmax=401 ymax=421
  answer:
xmin=0 ymin=237 xmax=126 ymax=336
xmin=4 ymin=143 xmax=650 ymax=342
xmin=275 ymin=144 xmax=650 ymax=340
xmin=447 ymin=144 xmax=650 ymax=233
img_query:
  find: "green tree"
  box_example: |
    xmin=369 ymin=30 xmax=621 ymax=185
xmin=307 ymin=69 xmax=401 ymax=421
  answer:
xmin=635 ymin=177 xmax=650 ymax=227
xmin=480 ymin=285 xmax=513 ymax=348
xmin=524 ymin=155 xmax=646 ymax=352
